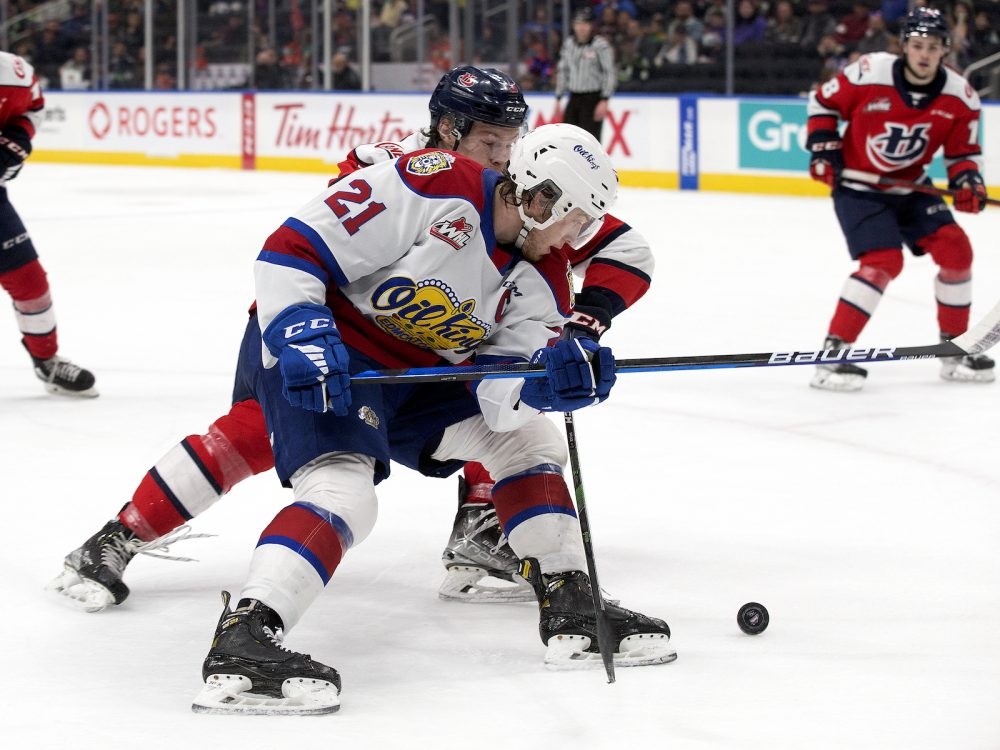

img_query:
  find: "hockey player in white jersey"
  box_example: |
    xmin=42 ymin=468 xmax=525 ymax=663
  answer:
xmin=50 ymin=66 xmax=655 ymax=612
xmin=189 ymin=125 xmax=674 ymax=715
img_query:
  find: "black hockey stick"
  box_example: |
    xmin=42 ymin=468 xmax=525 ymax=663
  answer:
xmin=841 ymin=168 xmax=1000 ymax=208
xmin=563 ymin=411 xmax=616 ymax=684
xmin=351 ymin=295 xmax=1000 ymax=384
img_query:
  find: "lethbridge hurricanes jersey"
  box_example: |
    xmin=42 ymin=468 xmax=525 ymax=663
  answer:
xmin=0 ymin=52 xmax=43 ymax=143
xmin=338 ymin=133 xmax=653 ymax=316
xmin=808 ymin=52 xmax=983 ymax=190
xmin=255 ymin=149 xmax=572 ymax=431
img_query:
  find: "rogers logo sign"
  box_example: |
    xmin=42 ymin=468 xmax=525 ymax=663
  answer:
xmin=88 ymin=102 xmax=219 ymax=140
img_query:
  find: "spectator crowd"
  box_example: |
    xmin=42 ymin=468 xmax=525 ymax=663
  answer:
xmin=4 ymin=0 xmax=1000 ymax=95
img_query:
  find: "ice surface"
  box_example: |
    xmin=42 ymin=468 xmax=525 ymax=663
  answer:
xmin=3 ymin=164 xmax=998 ymax=748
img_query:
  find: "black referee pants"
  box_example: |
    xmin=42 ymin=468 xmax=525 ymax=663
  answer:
xmin=563 ymin=91 xmax=604 ymax=142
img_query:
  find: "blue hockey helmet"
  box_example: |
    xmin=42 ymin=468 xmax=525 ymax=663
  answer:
xmin=428 ymin=66 xmax=528 ymax=139
xmin=901 ymin=7 xmax=950 ymax=45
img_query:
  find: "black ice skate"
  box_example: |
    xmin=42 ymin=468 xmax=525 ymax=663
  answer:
xmin=47 ymin=520 xmax=211 ymax=613
xmin=438 ymin=476 xmax=535 ymax=603
xmin=519 ymin=558 xmax=677 ymax=669
xmin=25 ymin=342 xmax=98 ymax=398
xmin=940 ymin=334 xmax=996 ymax=383
xmin=46 ymin=520 xmax=139 ymax=612
xmin=810 ymin=336 xmax=868 ymax=392
xmin=192 ymin=591 xmax=340 ymax=715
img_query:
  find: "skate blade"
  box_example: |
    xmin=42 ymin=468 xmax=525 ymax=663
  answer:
xmin=42 ymin=383 xmax=100 ymax=398
xmin=940 ymin=367 xmax=996 ymax=383
xmin=543 ymin=633 xmax=678 ymax=670
xmin=191 ymin=674 xmax=340 ymax=716
xmin=45 ymin=567 xmax=116 ymax=613
xmin=438 ymin=565 xmax=535 ymax=603
xmin=809 ymin=371 xmax=865 ymax=392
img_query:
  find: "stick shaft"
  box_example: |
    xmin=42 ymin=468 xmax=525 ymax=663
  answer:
xmin=350 ymin=329 xmax=989 ymax=384
xmin=841 ymin=168 xmax=1000 ymax=207
xmin=564 ymin=412 xmax=616 ymax=684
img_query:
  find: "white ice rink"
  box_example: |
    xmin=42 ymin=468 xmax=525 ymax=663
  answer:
xmin=3 ymin=163 xmax=999 ymax=749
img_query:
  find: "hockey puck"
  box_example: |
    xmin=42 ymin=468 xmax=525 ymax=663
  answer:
xmin=737 ymin=602 xmax=769 ymax=635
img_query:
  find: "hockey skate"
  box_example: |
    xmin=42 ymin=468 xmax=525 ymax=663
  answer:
xmin=192 ymin=591 xmax=340 ymax=716
xmin=439 ymin=477 xmax=535 ymax=603
xmin=810 ymin=336 xmax=867 ymax=392
xmin=47 ymin=520 xmax=210 ymax=612
xmin=26 ymin=343 xmax=98 ymax=398
xmin=519 ymin=558 xmax=677 ymax=669
xmin=939 ymin=334 xmax=996 ymax=383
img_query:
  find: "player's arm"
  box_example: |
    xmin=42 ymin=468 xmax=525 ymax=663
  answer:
xmin=565 ymin=217 xmax=654 ymax=340
xmin=806 ymin=81 xmax=846 ymax=188
xmin=0 ymin=70 xmax=43 ymax=184
xmin=944 ymin=103 xmax=987 ymax=214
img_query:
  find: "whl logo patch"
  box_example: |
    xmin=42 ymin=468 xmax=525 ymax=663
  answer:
xmin=430 ymin=216 xmax=474 ymax=250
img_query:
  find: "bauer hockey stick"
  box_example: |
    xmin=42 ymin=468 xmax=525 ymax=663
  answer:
xmin=563 ymin=411 xmax=616 ymax=684
xmin=351 ymin=296 xmax=1000 ymax=384
xmin=840 ymin=168 xmax=1000 ymax=208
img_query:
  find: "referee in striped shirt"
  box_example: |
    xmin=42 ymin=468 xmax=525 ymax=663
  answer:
xmin=555 ymin=9 xmax=617 ymax=142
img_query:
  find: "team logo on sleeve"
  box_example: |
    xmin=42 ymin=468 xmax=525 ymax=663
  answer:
xmin=430 ymin=217 xmax=474 ymax=250
xmin=865 ymin=123 xmax=931 ymax=171
xmin=405 ymin=151 xmax=454 ymax=175
xmin=370 ymin=277 xmax=490 ymax=354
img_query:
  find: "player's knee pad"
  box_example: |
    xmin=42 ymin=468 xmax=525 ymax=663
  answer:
xmin=433 ymin=413 xmax=568 ymax=479
xmin=210 ymin=399 xmax=274 ymax=476
xmin=0 ymin=257 xmax=48 ymax=301
xmin=290 ymin=452 xmax=378 ymax=546
xmin=921 ymin=223 xmax=973 ymax=272
xmin=858 ymin=248 xmax=904 ymax=286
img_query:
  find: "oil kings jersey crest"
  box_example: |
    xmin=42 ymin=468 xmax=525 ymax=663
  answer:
xmin=370 ymin=276 xmax=490 ymax=355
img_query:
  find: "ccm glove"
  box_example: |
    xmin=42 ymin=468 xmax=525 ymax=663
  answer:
xmin=262 ymin=303 xmax=352 ymax=415
xmin=806 ymin=130 xmax=843 ymax=188
xmin=949 ymin=169 xmax=988 ymax=214
xmin=0 ymin=126 xmax=32 ymax=183
xmin=519 ymin=337 xmax=616 ymax=412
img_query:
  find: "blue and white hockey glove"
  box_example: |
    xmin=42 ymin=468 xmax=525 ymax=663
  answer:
xmin=262 ymin=303 xmax=352 ymax=415
xmin=519 ymin=338 xmax=616 ymax=412
xmin=949 ymin=169 xmax=988 ymax=214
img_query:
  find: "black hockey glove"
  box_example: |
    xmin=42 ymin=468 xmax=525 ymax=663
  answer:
xmin=949 ymin=169 xmax=987 ymax=214
xmin=0 ymin=126 xmax=32 ymax=183
xmin=806 ymin=130 xmax=843 ymax=188
xmin=561 ymin=289 xmax=613 ymax=342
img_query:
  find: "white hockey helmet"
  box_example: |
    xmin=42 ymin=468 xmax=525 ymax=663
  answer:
xmin=506 ymin=123 xmax=618 ymax=242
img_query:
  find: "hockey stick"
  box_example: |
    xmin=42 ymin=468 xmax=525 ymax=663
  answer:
xmin=351 ymin=296 xmax=1000 ymax=384
xmin=563 ymin=411 xmax=616 ymax=684
xmin=840 ymin=168 xmax=1000 ymax=207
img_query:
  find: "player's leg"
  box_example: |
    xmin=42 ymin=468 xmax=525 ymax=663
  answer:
xmin=914 ymin=222 xmax=995 ymax=382
xmin=49 ymin=317 xmax=276 ymax=611
xmin=0 ymin=190 xmax=95 ymax=396
xmin=438 ymin=460 xmax=534 ymax=602
xmin=431 ymin=412 xmax=676 ymax=668
xmin=812 ymin=188 xmax=905 ymax=392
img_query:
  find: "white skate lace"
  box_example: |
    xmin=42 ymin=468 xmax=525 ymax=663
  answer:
xmin=37 ymin=356 xmax=81 ymax=383
xmin=133 ymin=524 xmax=216 ymax=563
xmin=262 ymin=624 xmax=295 ymax=654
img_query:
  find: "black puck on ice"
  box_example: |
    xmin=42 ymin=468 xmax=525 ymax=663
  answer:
xmin=737 ymin=602 xmax=769 ymax=635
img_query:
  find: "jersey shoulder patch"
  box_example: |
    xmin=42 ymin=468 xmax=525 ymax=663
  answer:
xmin=845 ymin=52 xmax=895 ymax=86
xmin=941 ymin=67 xmax=980 ymax=109
xmin=396 ymin=150 xmax=488 ymax=209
